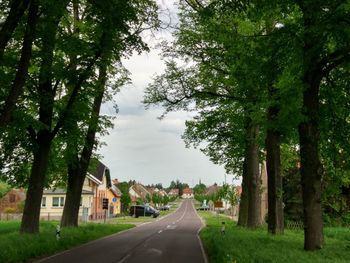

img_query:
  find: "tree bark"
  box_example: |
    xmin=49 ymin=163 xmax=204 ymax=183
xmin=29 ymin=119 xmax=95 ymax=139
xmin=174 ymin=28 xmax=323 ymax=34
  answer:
xmin=60 ymin=154 xmax=85 ymax=227
xmin=0 ymin=0 xmax=39 ymax=128
xmin=265 ymin=91 xmax=284 ymax=234
xmin=246 ymin=120 xmax=262 ymax=228
xmin=0 ymin=0 xmax=30 ymax=61
xmin=20 ymin=2 xmax=66 ymax=233
xmin=61 ymin=51 xmax=108 ymax=227
xmin=299 ymin=78 xmax=324 ymax=250
xmin=266 ymin=125 xmax=284 ymax=234
xmin=20 ymin=131 xmax=52 ymax=233
xmin=237 ymin=157 xmax=248 ymax=227
xmin=298 ymin=2 xmax=324 ymax=250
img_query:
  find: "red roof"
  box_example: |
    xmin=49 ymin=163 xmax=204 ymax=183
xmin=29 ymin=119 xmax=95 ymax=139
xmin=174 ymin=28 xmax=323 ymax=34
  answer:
xmin=182 ymin=188 xmax=193 ymax=194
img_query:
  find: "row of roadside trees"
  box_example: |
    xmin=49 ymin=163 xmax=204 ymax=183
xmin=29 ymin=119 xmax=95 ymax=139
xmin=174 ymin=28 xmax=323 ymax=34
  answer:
xmin=144 ymin=0 xmax=350 ymax=251
xmin=0 ymin=0 xmax=160 ymax=234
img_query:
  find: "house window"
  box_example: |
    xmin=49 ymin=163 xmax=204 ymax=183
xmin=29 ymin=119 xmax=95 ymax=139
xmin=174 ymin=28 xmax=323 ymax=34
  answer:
xmin=9 ymin=194 xmax=16 ymax=203
xmin=52 ymin=197 xmax=64 ymax=207
xmin=41 ymin=197 xmax=46 ymax=207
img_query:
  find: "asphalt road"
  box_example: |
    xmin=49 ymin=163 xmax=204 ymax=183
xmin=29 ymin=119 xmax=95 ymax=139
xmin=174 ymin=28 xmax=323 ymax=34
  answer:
xmin=37 ymin=199 xmax=207 ymax=263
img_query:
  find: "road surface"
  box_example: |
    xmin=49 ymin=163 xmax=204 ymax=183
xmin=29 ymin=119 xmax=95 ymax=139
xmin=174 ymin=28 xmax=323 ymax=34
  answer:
xmin=37 ymin=199 xmax=207 ymax=263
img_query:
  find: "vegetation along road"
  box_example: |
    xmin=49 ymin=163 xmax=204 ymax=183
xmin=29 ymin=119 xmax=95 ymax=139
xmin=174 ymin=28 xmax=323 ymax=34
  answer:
xmin=37 ymin=199 xmax=207 ymax=263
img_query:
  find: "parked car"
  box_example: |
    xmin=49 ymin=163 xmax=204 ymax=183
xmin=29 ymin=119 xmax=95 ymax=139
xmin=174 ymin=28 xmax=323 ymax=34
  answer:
xmin=197 ymin=205 xmax=210 ymax=211
xmin=158 ymin=205 xmax=170 ymax=211
xmin=129 ymin=205 xmax=160 ymax=218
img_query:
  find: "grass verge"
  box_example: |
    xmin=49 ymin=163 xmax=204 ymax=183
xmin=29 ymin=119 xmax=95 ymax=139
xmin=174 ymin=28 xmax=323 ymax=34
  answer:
xmin=0 ymin=220 xmax=134 ymax=263
xmin=198 ymin=211 xmax=350 ymax=263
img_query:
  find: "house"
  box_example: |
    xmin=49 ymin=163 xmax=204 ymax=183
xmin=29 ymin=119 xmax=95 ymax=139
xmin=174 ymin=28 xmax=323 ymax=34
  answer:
xmin=107 ymin=184 xmax=122 ymax=217
xmin=87 ymin=161 xmax=112 ymax=219
xmin=168 ymin=188 xmax=179 ymax=197
xmin=0 ymin=188 xmax=26 ymax=214
xmin=40 ymin=188 xmax=94 ymax=221
xmin=182 ymin=188 xmax=194 ymax=199
xmin=204 ymin=184 xmax=221 ymax=196
xmin=40 ymin=160 xmax=117 ymax=221
xmin=129 ymin=183 xmax=151 ymax=204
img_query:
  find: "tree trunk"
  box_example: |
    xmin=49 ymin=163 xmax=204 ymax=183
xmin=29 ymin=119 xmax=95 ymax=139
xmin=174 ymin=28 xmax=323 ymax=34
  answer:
xmin=299 ymin=79 xmax=324 ymax=250
xmin=61 ymin=158 xmax=85 ymax=227
xmin=20 ymin=4 xmax=64 ymax=233
xmin=0 ymin=0 xmax=38 ymax=128
xmin=246 ymin=121 xmax=261 ymax=228
xmin=20 ymin=131 xmax=52 ymax=233
xmin=237 ymin=157 xmax=248 ymax=227
xmin=265 ymin=94 xmax=284 ymax=234
xmin=266 ymin=126 xmax=284 ymax=234
xmin=61 ymin=58 xmax=107 ymax=227
xmin=0 ymin=0 xmax=30 ymax=60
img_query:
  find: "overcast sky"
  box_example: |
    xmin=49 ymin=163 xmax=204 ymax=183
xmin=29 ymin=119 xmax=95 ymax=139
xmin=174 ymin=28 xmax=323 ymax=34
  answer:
xmin=98 ymin=1 xmax=237 ymax=188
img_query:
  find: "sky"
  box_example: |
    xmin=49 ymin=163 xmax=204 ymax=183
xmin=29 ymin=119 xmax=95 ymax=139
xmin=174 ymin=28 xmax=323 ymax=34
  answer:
xmin=98 ymin=1 xmax=238 ymax=188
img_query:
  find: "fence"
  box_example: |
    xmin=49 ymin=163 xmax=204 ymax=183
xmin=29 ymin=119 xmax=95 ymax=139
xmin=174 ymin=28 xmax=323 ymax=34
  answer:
xmin=0 ymin=212 xmax=22 ymax=221
xmin=286 ymin=220 xmax=304 ymax=230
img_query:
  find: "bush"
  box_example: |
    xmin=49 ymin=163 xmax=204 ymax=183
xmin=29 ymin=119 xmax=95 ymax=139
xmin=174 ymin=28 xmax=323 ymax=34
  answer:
xmin=4 ymin=207 xmax=16 ymax=214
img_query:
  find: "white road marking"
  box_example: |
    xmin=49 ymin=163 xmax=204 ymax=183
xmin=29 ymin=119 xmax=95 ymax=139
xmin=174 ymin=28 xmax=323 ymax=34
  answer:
xmin=118 ymin=253 xmax=131 ymax=263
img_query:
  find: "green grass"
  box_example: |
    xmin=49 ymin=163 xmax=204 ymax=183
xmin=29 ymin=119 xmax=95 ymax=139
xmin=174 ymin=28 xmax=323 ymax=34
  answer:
xmin=198 ymin=212 xmax=350 ymax=263
xmin=0 ymin=220 xmax=134 ymax=263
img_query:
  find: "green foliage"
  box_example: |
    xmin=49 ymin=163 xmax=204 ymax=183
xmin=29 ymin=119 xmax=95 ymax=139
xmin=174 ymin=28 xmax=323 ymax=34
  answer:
xmin=199 ymin=211 xmax=350 ymax=263
xmin=193 ymin=183 xmax=206 ymax=195
xmin=0 ymin=181 xmax=11 ymax=198
xmin=118 ymin=181 xmax=131 ymax=213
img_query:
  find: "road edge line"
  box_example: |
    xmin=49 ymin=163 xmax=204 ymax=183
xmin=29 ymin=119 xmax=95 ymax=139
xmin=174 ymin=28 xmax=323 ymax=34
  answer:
xmin=192 ymin=201 xmax=209 ymax=263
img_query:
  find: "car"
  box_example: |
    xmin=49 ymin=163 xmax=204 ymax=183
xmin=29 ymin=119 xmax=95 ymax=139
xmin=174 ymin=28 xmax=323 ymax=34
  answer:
xmin=197 ymin=205 xmax=210 ymax=211
xmin=158 ymin=205 xmax=170 ymax=211
xmin=129 ymin=205 xmax=160 ymax=218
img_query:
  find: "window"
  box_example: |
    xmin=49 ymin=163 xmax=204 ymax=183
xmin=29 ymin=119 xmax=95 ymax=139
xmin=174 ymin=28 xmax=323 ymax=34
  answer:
xmin=41 ymin=197 xmax=46 ymax=207
xmin=52 ymin=197 xmax=64 ymax=207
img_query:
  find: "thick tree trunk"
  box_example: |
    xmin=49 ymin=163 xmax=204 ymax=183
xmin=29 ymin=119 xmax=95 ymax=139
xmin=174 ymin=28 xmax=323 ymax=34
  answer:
xmin=0 ymin=0 xmax=30 ymax=60
xmin=265 ymin=94 xmax=284 ymax=234
xmin=0 ymin=0 xmax=38 ymax=128
xmin=20 ymin=131 xmax=52 ymax=233
xmin=20 ymin=4 xmax=64 ymax=233
xmin=237 ymin=158 xmax=248 ymax=227
xmin=299 ymin=79 xmax=324 ymax=250
xmin=61 ymin=159 xmax=85 ymax=227
xmin=298 ymin=2 xmax=324 ymax=250
xmin=246 ymin=121 xmax=261 ymax=228
xmin=61 ymin=60 xmax=107 ymax=227
xmin=266 ymin=127 xmax=284 ymax=234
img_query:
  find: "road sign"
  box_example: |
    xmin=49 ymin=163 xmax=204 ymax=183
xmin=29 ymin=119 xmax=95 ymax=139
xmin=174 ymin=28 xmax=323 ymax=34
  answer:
xmin=102 ymin=198 xmax=109 ymax=209
xmin=112 ymin=197 xmax=117 ymax=203
xmin=214 ymin=201 xmax=223 ymax=208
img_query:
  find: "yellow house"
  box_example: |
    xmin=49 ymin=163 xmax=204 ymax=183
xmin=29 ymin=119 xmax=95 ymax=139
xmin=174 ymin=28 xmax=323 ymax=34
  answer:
xmin=107 ymin=185 xmax=122 ymax=217
xmin=40 ymin=188 xmax=94 ymax=221
xmin=40 ymin=160 xmax=121 ymax=221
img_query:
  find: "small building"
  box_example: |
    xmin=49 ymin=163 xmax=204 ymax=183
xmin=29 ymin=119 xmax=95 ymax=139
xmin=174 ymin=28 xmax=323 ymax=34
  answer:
xmin=168 ymin=188 xmax=179 ymax=197
xmin=129 ymin=183 xmax=151 ymax=204
xmin=107 ymin=184 xmax=122 ymax=217
xmin=0 ymin=188 xmax=26 ymax=213
xmin=182 ymin=188 xmax=194 ymax=199
xmin=40 ymin=160 xmax=117 ymax=221
xmin=40 ymin=188 xmax=94 ymax=221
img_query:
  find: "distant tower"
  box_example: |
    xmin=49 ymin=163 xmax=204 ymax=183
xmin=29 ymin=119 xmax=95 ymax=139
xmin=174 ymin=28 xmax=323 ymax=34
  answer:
xmin=199 ymin=178 xmax=202 ymax=185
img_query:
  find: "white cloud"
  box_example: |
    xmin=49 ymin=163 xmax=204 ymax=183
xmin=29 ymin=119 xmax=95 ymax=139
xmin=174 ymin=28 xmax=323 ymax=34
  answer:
xmin=97 ymin=0 xmax=234 ymax=188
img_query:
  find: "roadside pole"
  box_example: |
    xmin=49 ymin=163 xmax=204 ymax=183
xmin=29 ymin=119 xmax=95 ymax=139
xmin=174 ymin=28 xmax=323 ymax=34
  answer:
xmin=102 ymin=198 xmax=108 ymax=223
